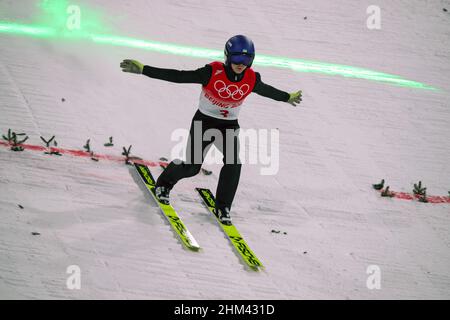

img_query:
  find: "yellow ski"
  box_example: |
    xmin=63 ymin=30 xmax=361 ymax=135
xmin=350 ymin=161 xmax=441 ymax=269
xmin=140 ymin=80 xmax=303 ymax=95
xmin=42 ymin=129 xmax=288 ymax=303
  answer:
xmin=134 ymin=163 xmax=200 ymax=251
xmin=195 ymin=187 xmax=263 ymax=270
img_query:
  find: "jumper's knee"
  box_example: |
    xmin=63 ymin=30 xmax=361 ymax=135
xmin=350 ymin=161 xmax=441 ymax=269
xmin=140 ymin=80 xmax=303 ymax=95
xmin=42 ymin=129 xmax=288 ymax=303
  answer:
xmin=181 ymin=162 xmax=202 ymax=177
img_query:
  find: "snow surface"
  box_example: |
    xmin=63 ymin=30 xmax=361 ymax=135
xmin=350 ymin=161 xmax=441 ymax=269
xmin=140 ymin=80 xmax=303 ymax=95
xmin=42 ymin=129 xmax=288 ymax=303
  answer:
xmin=1 ymin=0 xmax=450 ymax=299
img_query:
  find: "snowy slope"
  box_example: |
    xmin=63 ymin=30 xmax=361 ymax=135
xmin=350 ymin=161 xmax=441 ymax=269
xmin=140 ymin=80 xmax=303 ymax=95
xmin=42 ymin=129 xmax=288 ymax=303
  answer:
xmin=1 ymin=0 xmax=450 ymax=299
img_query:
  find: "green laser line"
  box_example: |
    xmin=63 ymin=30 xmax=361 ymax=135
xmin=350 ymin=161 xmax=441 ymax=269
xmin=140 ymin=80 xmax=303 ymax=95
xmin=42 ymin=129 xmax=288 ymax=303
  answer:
xmin=0 ymin=22 xmax=437 ymax=90
xmin=0 ymin=23 xmax=56 ymax=37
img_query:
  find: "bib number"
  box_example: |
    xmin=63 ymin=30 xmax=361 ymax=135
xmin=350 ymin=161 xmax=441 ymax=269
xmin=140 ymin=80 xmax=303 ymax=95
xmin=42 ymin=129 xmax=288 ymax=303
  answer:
xmin=219 ymin=110 xmax=229 ymax=118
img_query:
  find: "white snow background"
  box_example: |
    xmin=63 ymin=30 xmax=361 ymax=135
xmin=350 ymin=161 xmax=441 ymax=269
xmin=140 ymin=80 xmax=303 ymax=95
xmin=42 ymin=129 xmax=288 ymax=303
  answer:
xmin=0 ymin=0 xmax=449 ymax=299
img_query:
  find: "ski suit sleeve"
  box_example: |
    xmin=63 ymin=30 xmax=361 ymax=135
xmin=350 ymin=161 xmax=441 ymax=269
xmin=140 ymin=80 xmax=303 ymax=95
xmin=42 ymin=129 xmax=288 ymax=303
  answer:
xmin=142 ymin=64 xmax=212 ymax=86
xmin=252 ymin=72 xmax=290 ymax=102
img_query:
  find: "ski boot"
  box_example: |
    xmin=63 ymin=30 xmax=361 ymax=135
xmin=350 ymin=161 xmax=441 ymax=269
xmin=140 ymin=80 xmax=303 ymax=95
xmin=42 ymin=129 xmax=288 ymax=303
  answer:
xmin=214 ymin=207 xmax=232 ymax=226
xmin=155 ymin=185 xmax=171 ymax=205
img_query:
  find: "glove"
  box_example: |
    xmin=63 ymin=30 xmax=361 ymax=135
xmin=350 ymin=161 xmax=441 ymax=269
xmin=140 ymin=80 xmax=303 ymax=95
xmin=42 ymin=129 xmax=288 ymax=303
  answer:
xmin=287 ymin=90 xmax=302 ymax=106
xmin=120 ymin=59 xmax=144 ymax=74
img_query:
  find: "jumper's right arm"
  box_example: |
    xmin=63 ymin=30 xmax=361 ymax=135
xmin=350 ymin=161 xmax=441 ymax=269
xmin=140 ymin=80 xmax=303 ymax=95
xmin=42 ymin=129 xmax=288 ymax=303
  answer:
xmin=120 ymin=59 xmax=211 ymax=85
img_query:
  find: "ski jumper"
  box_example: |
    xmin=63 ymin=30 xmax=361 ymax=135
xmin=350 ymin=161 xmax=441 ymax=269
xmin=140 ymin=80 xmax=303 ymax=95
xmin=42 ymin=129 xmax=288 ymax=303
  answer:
xmin=141 ymin=61 xmax=289 ymax=210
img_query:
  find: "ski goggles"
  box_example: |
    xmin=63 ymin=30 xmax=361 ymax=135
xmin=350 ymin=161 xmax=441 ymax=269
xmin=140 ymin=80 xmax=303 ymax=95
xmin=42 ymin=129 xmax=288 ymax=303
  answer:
xmin=229 ymin=53 xmax=254 ymax=66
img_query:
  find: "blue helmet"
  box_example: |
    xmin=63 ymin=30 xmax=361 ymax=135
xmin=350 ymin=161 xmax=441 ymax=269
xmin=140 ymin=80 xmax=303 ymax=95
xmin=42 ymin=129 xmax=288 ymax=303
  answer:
xmin=224 ymin=35 xmax=255 ymax=67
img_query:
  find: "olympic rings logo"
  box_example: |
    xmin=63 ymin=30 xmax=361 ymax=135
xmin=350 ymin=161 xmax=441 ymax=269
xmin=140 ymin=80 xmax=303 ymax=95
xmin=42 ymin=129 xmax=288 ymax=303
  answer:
xmin=213 ymin=80 xmax=250 ymax=101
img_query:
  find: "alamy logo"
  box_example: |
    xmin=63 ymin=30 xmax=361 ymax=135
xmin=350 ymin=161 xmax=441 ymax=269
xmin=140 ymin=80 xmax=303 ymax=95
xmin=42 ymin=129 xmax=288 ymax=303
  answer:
xmin=214 ymin=80 xmax=250 ymax=100
xmin=66 ymin=5 xmax=81 ymax=31
xmin=66 ymin=265 xmax=81 ymax=290
xmin=366 ymin=265 xmax=381 ymax=290
xmin=170 ymin=123 xmax=279 ymax=175
xmin=366 ymin=5 xmax=381 ymax=29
